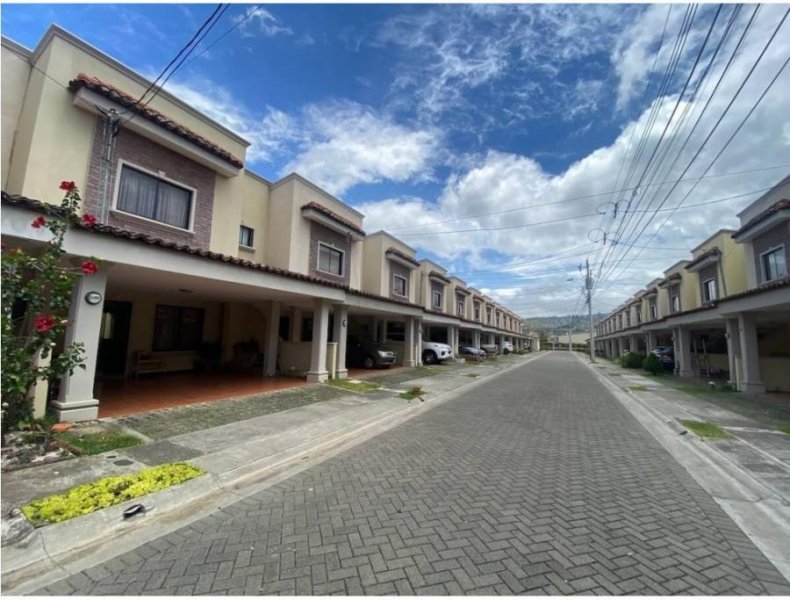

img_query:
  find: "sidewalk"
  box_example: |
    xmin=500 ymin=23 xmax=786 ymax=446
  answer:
xmin=1 ymin=352 xmax=540 ymax=594
xmin=580 ymin=353 xmax=790 ymax=580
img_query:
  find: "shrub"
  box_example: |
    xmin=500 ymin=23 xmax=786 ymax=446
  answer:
xmin=642 ymin=353 xmax=662 ymax=375
xmin=621 ymin=352 xmax=643 ymax=369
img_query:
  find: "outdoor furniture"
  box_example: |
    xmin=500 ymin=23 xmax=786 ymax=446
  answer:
xmin=134 ymin=352 xmax=167 ymax=379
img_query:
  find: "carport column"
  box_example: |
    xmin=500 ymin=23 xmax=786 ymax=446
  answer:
xmin=629 ymin=334 xmax=638 ymax=354
xmin=307 ymin=299 xmax=330 ymax=383
xmin=404 ymin=316 xmax=416 ymax=367
xmin=416 ymin=320 xmax=424 ymax=366
xmin=52 ymin=272 xmax=107 ymax=422
xmin=332 ymin=305 xmax=349 ymax=379
xmin=737 ymin=313 xmax=765 ymax=393
xmin=725 ymin=318 xmax=741 ymax=389
xmin=473 ymin=329 xmax=481 ymax=348
xmin=674 ymin=326 xmax=693 ymax=378
xmin=617 ymin=337 xmax=625 ymax=356
xmin=451 ymin=326 xmax=459 ymax=356
xmin=264 ymin=301 xmax=281 ymax=377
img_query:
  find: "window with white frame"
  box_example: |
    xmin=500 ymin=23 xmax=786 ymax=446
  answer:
xmin=761 ymin=246 xmax=787 ymax=282
xmin=317 ymin=243 xmax=344 ymax=276
xmin=703 ymin=278 xmax=717 ymax=302
xmin=474 ymin=303 xmax=481 ymax=321
xmin=671 ymin=294 xmax=680 ymax=313
xmin=239 ymin=225 xmax=254 ymax=247
xmin=117 ymin=164 xmax=193 ymax=229
xmin=432 ymin=290 xmax=443 ymax=308
xmin=650 ymin=303 xmax=657 ymax=320
xmin=457 ymin=298 xmax=465 ymax=316
xmin=393 ymin=274 xmax=407 ymax=297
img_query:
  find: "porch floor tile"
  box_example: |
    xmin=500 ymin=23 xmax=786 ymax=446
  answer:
xmin=97 ymin=372 xmax=308 ymax=419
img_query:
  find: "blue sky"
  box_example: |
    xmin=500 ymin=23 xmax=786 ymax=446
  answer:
xmin=3 ymin=4 xmax=789 ymax=316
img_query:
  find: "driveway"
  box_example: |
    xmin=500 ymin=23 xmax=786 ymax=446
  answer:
xmin=36 ymin=352 xmax=789 ymax=595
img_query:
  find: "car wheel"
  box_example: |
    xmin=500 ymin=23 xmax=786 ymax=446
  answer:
xmin=363 ymin=356 xmax=375 ymax=369
xmin=503 ymin=348 xmax=511 ymax=355
xmin=422 ymin=350 xmax=437 ymax=365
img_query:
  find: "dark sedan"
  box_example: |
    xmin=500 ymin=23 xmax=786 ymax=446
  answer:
xmin=459 ymin=346 xmax=486 ymax=360
xmin=346 ymin=336 xmax=397 ymax=369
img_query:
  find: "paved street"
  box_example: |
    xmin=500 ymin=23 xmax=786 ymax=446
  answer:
xmin=38 ymin=352 xmax=789 ymax=595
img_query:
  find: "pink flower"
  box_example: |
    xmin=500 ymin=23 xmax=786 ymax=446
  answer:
xmin=59 ymin=181 xmax=76 ymax=191
xmin=34 ymin=315 xmax=55 ymax=334
xmin=81 ymin=213 xmax=97 ymax=226
xmin=81 ymin=260 xmax=98 ymax=275
xmin=31 ymin=216 xmax=47 ymax=229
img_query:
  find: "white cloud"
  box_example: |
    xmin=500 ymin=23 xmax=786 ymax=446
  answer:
xmin=235 ymin=6 xmax=292 ymax=38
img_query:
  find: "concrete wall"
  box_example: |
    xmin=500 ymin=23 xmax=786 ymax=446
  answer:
xmin=1 ymin=40 xmax=31 ymax=191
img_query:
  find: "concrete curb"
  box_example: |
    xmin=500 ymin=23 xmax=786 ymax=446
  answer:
xmin=574 ymin=353 xmax=790 ymax=582
xmin=2 ymin=353 xmax=543 ymax=595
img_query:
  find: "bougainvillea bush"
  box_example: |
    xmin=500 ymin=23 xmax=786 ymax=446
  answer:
xmin=1 ymin=182 xmax=99 ymax=436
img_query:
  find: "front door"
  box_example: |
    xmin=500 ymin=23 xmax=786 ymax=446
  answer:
xmin=97 ymin=301 xmax=132 ymax=379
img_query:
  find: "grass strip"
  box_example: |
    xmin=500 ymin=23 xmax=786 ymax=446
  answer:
xmin=680 ymin=420 xmax=735 ymax=440
xmin=55 ymin=429 xmax=142 ymax=455
xmin=326 ymin=379 xmax=382 ymax=393
xmin=22 ymin=462 xmax=204 ymax=527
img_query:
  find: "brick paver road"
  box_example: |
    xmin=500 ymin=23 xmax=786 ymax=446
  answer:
xmin=39 ymin=352 xmax=790 ymax=595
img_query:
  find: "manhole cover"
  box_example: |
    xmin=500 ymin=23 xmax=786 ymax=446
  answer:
xmin=113 ymin=459 xmax=134 ymax=466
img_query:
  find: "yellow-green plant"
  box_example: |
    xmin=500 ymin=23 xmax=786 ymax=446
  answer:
xmin=22 ymin=462 xmax=204 ymax=526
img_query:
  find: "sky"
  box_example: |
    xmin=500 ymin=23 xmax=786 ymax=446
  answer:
xmin=3 ymin=3 xmax=789 ymax=317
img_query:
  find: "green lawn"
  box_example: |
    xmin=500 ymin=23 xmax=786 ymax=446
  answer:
xmin=680 ymin=420 xmax=735 ymax=440
xmin=56 ymin=429 xmax=142 ymax=455
xmin=326 ymin=379 xmax=382 ymax=393
xmin=399 ymin=386 xmax=425 ymax=401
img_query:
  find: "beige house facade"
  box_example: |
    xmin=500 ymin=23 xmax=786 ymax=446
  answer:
xmin=1 ymin=27 xmax=526 ymax=422
xmin=595 ymin=175 xmax=790 ymax=393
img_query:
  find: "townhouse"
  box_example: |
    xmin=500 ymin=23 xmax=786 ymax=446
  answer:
xmin=1 ymin=26 xmax=526 ymax=422
xmin=595 ymin=175 xmax=790 ymax=393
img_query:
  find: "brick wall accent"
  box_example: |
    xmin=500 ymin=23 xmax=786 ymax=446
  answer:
xmin=751 ymin=222 xmax=789 ymax=283
xmin=84 ymin=116 xmax=216 ymax=250
xmin=389 ymin=260 xmax=411 ymax=300
xmin=308 ymin=221 xmax=351 ymax=285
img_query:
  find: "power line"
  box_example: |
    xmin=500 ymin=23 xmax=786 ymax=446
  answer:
xmin=180 ymin=5 xmax=262 ymax=70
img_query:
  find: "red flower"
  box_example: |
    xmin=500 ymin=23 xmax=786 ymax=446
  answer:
xmin=34 ymin=315 xmax=55 ymax=334
xmin=81 ymin=213 xmax=97 ymax=226
xmin=59 ymin=181 xmax=76 ymax=191
xmin=81 ymin=260 xmax=98 ymax=275
xmin=31 ymin=216 xmax=47 ymax=229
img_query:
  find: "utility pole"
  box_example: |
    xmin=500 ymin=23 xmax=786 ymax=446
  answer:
xmin=585 ymin=258 xmax=596 ymax=363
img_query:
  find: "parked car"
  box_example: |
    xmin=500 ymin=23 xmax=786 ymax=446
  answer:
xmin=650 ymin=345 xmax=672 ymax=357
xmin=500 ymin=341 xmax=514 ymax=354
xmin=422 ymin=341 xmax=453 ymax=364
xmin=480 ymin=344 xmax=499 ymax=356
xmin=346 ymin=336 xmax=397 ymax=369
xmin=459 ymin=346 xmax=486 ymax=360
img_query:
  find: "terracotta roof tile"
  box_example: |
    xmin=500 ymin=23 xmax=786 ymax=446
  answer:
xmin=685 ymin=246 xmax=721 ymax=270
xmin=733 ymin=199 xmax=790 ymax=239
xmin=300 ymin=202 xmax=365 ymax=237
xmin=428 ymin=271 xmax=451 ymax=284
xmin=385 ymin=247 xmax=420 ymax=267
xmin=68 ymin=74 xmax=244 ymax=169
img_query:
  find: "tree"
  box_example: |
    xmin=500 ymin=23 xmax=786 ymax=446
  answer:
xmin=1 ymin=183 xmax=99 ymax=436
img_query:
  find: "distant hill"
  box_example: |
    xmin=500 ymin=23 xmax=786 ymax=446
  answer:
xmin=522 ymin=313 xmax=605 ymax=335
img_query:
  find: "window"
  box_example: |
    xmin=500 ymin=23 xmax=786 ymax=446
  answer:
xmin=650 ymin=304 xmax=657 ymax=320
xmin=671 ymin=294 xmax=680 ymax=313
xmin=393 ymin=274 xmax=407 ymax=297
xmin=432 ymin=290 xmax=443 ymax=309
xmin=153 ymin=305 xmax=204 ymax=351
xmin=117 ymin=165 xmax=193 ymax=229
xmin=474 ymin=303 xmax=481 ymax=321
xmin=457 ymin=299 xmax=465 ymax=316
xmin=317 ymin=243 xmax=344 ymax=276
xmin=761 ymin=246 xmax=787 ymax=282
xmin=239 ymin=226 xmax=254 ymax=247
xmin=703 ymin=278 xmax=717 ymax=302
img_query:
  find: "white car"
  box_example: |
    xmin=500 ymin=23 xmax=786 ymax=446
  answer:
xmin=422 ymin=341 xmax=453 ymax=364
xmin=500 ymin=341 xmax=514 ymax=354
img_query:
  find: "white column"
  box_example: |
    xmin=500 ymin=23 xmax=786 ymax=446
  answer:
xmin=264 ymin=301 xmax=281 ymax=377
xmin=646 ymin=331 xmax=656 ymax=352
xmin=53 ymin=272 xmax=107 ymax=422
xmin=332 ymin=305 xmax=349 ymax=379
xmin=404 ymin=317 xmax=416 ymax=367
xmin=725 ymin=318 xmax=741 ymax=389
xmin=738 ymin=313 xmax=765 ymax=393
xmin=307 ymin=299 xmax=330 ymax=383
xmin=473 ymin=329 xmax=481 ymax=348
xmin=629 ymin=334 xmax=638 ymax=354
xmin=451 ymin=326 xmax=459 ymax=356
xmin=675 ymin=327 xmax=694 ymax=378
xmin=416 ymin=320 xmax=424 ymax=366
xmin=617 ymin=337 xmax=625 ymax=356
